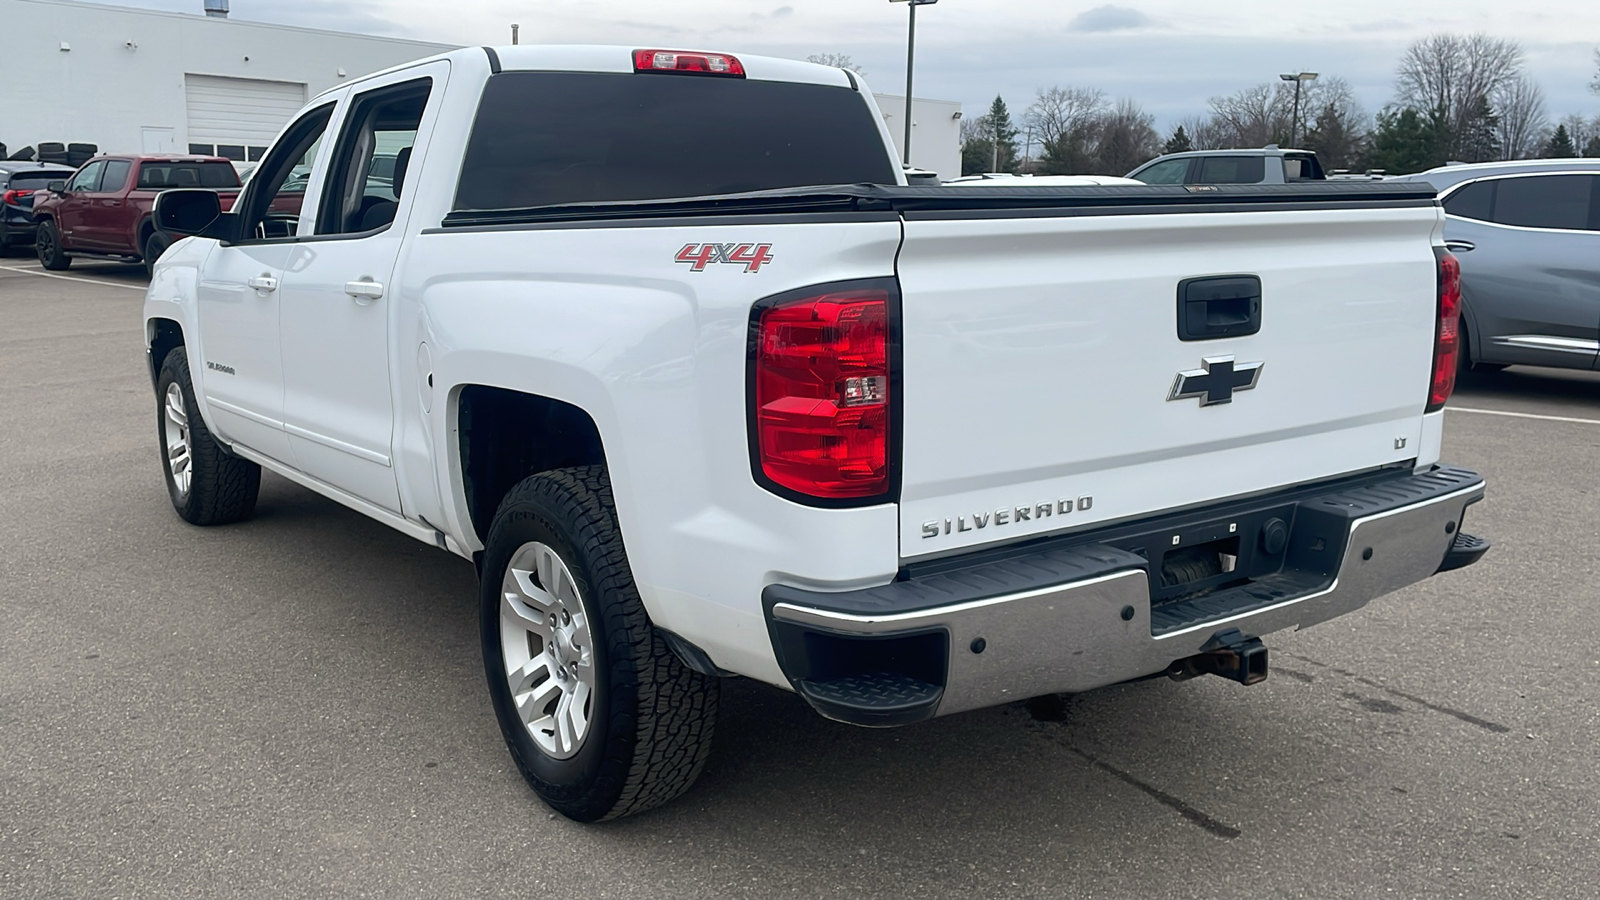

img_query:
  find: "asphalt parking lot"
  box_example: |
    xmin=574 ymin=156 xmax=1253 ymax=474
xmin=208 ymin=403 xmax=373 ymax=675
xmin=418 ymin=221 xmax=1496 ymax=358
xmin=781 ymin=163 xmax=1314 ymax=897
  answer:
xmin=3 ymin=258 xmax=1598 ymax=899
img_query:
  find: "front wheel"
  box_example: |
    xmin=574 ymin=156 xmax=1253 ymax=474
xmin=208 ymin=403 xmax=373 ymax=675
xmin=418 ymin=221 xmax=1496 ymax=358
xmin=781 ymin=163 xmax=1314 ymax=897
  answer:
xmin=156 ymin=347 xmax=261 ymax=525
xmin=35 ymin=219 xmax=70 ymax=270
xmin=143 ymin=231 xmax=173 ymax=279
xmin=480 ymin=467 xmax=719 ymax=822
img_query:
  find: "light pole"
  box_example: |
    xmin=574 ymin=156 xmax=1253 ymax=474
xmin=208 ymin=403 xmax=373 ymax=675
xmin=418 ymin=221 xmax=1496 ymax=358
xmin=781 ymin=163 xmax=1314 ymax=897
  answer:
xmin=891 ymin=0 xmax=938 ymax=166
xmin=1279 ymin=72 xmax=1317 ymax=147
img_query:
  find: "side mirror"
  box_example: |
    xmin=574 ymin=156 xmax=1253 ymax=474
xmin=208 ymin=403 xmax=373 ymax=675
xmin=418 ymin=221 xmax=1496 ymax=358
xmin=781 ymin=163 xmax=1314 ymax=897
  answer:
xmin=47 ymin=181 xmax=66 ymax=194
xmin=154 ymin=189 xmax=240 ymax=242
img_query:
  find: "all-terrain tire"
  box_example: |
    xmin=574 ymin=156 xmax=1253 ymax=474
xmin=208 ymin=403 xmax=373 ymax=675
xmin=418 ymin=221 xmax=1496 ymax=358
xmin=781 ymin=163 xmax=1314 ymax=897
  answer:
xmin=36 ymin=219 xmax=70 ymax=270
xmin=156 ymin=347 xmax=261 ymax=525
xmin=480 ymin=466 xmax=719 ymax=822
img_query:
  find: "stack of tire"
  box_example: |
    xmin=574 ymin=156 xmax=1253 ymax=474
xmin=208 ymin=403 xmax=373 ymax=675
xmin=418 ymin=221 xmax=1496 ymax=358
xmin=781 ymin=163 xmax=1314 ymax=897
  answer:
xmin=36 ymin=142 xmax=98 ymax=166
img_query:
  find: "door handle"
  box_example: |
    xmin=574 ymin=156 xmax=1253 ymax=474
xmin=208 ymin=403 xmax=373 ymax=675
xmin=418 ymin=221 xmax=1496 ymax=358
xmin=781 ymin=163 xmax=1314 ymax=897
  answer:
xmin=345 ymin=280 xmax=385 ymax=300
xmin=246 ymin=275 xmax=278 ymax=292
xmin=1445 ymin=240 xmax=1475 ymax=253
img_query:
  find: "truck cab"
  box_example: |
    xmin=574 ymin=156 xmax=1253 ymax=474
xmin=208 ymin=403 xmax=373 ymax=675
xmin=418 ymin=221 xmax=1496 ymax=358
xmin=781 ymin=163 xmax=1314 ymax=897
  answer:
xmin=32 ymin=154 xmax=240 ymax=274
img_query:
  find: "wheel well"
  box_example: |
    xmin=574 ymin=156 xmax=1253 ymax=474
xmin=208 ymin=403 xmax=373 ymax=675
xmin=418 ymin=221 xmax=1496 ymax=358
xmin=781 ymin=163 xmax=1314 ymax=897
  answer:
xmin=147 ymin=318 xmax=184 ymax=388
xmin=458 ymin=385 xmax=606 ymax=541
xmin=138 ymin=217 xmax=156 ymax=247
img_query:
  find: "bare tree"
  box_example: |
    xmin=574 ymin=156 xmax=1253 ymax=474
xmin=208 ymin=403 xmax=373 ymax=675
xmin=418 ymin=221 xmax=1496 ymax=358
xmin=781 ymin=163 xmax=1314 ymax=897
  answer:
xmin=1395 ymin=33 xmax=1524 ymax=160
xmin=1592 ymin=48 xmax=1599 ymax=95
xmin=1024 ymin=86 xmax=1107 ymax=146
xmin=1493 ymin=74 xmax=1547 ymax=160
xmin=1175 ymin=114 xmax=1225 ymax=150
xmin=1208 ymin=83 xmax=1284 ymax=147
xmin=1095 ymin=98 xmax=1160 ymax=175
xmin=1557 ymin=114 xmax=1598 ymax=155
xmin=805 ymin=53 xmax=864 ymax=75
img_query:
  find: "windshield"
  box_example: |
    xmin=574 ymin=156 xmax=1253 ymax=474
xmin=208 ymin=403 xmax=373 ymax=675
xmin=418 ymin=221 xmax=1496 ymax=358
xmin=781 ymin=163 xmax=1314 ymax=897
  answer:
xmin=137 ymin=162 xmax=240 ymax=189
xmin=454 ymin=72 xmax=898 ymax=211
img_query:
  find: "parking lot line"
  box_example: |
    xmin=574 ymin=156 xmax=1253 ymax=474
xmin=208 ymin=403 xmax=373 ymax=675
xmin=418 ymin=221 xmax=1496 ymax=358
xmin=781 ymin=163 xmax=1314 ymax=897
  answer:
xmin=1449 ymin=406 xmax=1600 ymax=427
xmin=0 ymin=264 xmax=146 ymax=292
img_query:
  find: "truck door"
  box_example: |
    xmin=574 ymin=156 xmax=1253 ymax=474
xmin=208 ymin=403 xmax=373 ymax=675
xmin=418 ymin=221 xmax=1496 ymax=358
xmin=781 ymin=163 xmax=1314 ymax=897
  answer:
xmin=190 ymin=103 xmax=339 ymax=464
xmin=276 ymin=62 xmax=447 ymax=514
xmin=55 ymin=160 xmax=105 ymax=249
xmin=80 ymin=158 xmax=132 ymax=250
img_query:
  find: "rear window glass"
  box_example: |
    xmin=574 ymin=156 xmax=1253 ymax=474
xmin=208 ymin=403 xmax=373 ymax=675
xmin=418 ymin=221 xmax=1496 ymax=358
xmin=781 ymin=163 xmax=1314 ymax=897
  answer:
xmin=137 ymin=162 xmax=240 ymax=189
xmin=7 ymin=173 xmax=66 ymax=190
xmin=1491 ymin=175 xmax=1593 ymax=231
xmin=455 ymin=72 xmax=899 ymax=211
xmin=1195 ymin=156 xmax=1265 ymax=185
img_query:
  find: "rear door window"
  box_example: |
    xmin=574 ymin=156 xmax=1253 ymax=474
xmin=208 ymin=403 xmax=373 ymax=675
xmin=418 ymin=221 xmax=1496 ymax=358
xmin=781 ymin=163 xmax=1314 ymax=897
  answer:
xmin=1195 ymin=156 xmax=1265 ymax=185
xmin=99 ymin=160 xmax=132 ymax=193
xmin=454 ymin=72 xmax=898 ymax=211
xmin=1490 ymin=174 xmax=1595 ymax=231
xmin=1132 ymin=158 xmax=1189 ymax=184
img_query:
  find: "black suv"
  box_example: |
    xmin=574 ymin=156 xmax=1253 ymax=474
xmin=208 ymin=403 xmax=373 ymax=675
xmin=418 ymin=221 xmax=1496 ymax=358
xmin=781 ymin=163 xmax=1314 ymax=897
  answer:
xmin=1 ymin=161 xmax=75 ymax=254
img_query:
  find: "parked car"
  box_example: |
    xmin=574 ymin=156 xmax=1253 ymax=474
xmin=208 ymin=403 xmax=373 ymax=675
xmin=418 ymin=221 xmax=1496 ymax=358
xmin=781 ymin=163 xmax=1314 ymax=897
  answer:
xmin=1388 ymin=160 xmax=1600 ymax=373
xmin=0 ymin=161 xmax=75 ymax=254
xmin=1127 ymin=146 xmax=1326 ymax=185
xmin=31 ymin=155 xmax=241 ymax=276
xmin=146 ymin=45 xmax=1486 ymax=822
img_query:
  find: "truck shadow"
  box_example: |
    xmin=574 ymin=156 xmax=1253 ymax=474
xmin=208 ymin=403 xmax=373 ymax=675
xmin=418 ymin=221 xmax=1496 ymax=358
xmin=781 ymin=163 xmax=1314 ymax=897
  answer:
xmin=236 ymin=473 xmax=1384 ymax=889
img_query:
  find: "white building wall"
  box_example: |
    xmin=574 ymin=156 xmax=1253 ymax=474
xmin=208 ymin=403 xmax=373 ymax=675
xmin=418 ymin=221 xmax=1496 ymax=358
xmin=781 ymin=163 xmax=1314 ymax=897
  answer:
xmin=873 ymin=93 xmax=962 ymax=180
xmin=0 ymin=0 xmax=454 ymax=157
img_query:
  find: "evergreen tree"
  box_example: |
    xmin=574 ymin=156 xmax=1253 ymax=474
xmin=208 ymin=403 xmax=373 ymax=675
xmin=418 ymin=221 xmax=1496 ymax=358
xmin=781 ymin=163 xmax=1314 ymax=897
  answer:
xmin=1364 ymin=107 xmax=1447 ymax=174
xmin=1583 ymin=135 xmax=1600 ymax=158
xmin=1543 ymin=124 xmax=1577 ymax=158
xmin=1456 ymin=95 xmax=1500 ymax=162
xmin=1163 ymin=125 xmax=1192 ymax=155
xmin=983 ymin=95 xmax=1021 ymax=172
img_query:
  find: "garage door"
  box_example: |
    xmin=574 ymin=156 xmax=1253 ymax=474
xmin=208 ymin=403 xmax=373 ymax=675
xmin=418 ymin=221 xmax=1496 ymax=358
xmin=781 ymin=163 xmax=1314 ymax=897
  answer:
xmin=184 ymin=74 xmax=307 ymax=162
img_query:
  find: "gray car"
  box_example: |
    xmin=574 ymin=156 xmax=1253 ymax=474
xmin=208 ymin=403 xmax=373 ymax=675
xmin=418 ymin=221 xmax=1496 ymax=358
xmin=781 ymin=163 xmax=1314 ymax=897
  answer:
xmin=1390 ymin=160 xmax=1600 ymax=373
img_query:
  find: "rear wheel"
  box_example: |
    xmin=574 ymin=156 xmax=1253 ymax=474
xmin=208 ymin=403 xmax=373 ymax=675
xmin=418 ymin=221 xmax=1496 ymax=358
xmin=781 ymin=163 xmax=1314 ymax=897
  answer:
xmin=480 ymin=466 xmax=719 ymax=822
xmin=156 ymin=347 xmax=261 ymax=525
xmin=35 ymin=219 xmax=70 ymax=270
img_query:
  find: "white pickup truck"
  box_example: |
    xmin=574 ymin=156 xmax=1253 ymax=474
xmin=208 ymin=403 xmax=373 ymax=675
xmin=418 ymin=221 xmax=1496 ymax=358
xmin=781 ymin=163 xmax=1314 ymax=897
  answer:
xmin=144 ymin=45 xmax=1489 ymax=821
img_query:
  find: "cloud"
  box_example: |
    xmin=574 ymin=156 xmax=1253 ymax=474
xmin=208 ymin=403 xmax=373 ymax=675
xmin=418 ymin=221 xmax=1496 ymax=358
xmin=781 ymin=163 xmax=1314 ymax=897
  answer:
xmin=1067 ymin=5 xmax=1151 ymax=33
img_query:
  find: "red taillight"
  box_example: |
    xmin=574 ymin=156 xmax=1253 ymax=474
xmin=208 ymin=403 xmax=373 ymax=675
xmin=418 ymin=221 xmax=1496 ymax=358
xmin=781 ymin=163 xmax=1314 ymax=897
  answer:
xmin=632 ymin=49 xmax=745 ymax=77
xmin=753 ymin=285 xmax=893 ymax=501
xmin=2 ymin=189 xmax=32 ymax=205
xmin=1427 ymin=249 xmax=1462 ymax=413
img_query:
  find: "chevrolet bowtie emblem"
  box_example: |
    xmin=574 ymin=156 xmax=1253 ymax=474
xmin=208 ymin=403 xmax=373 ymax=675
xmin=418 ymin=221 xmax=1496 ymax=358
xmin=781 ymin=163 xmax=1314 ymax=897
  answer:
xmin=1168 ymin=356 xmax=1264 ymax=406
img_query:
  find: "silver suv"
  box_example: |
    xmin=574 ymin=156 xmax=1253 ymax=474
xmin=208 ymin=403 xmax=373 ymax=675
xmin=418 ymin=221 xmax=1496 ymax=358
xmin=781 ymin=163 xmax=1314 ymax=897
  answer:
xmin=1389 ymin=160 xmax=1600 ymax=373
xmin=1126 ymin=146 xmax=1326 ymax=185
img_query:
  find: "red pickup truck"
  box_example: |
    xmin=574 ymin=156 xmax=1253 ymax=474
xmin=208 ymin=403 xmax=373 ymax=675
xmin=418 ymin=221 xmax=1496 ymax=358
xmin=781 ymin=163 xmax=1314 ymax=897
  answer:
xmin=32 ymin=155 xmax=241 ymax=276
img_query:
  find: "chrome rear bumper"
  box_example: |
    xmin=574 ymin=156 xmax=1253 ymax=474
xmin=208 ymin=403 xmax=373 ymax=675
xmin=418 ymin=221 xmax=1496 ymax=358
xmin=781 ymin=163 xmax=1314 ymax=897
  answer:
xmin=765 ymin=466 xmax=1486 ymax=723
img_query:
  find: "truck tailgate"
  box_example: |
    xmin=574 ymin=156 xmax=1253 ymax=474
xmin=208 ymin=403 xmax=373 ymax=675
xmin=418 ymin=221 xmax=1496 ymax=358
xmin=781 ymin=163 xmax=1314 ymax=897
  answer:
xmin=896 ymin=201 xmax=1443 ymax=557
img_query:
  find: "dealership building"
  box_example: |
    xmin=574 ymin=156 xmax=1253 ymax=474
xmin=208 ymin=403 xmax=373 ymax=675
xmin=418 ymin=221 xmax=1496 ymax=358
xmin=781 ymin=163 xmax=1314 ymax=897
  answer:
xmin=1 ymin=0 xmax=964 ymax=178
xmin=0 ymin=0 xmax=453 ymax=161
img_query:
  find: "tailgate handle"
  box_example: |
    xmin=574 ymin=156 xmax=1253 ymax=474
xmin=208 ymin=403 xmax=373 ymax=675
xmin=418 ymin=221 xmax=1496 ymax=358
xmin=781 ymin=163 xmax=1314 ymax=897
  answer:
xmin=1177 ymin=275 xmax=1262 ymax=341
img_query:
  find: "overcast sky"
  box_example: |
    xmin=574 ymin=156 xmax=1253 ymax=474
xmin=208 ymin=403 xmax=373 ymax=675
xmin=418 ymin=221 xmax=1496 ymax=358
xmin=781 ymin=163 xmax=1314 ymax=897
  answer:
xmin=102 ymin=0 xmax=1600 ymax=132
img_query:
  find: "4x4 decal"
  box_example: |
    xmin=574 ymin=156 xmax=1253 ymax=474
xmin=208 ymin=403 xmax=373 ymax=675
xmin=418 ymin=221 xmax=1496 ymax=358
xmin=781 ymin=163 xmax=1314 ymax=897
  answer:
xmin=675 ymin=242 xmax=774 ymax=273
